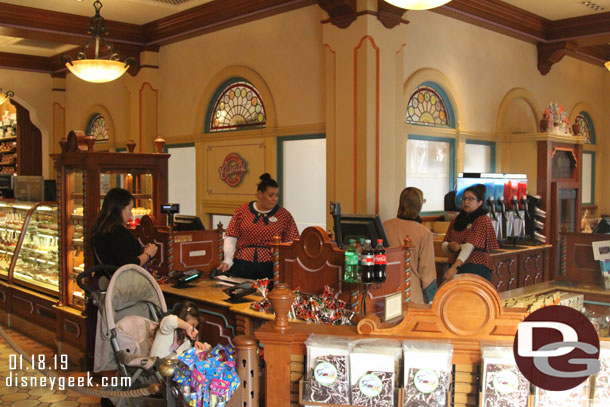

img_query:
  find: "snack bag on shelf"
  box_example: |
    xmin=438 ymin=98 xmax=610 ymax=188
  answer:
xmin=481 ymin=346 xmax=529 ymax=407
xmin=591 ymin=341 xmax=610 ymax=407
xmin=350 ymin=339 xmax=398 ymax=407
xmin=534 ymin=380 xmax=590 ymax=407
xmin=303 ymin=334 xmax=351 ymax=405
xmin=403 ymin=340 xmax=453 ymax=407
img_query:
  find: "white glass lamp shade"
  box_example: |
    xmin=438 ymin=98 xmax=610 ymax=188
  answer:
xmin=385 ymin=0 xmax=452 ymax=10
xmin=65 ymin=59 xmax=129 ymax=83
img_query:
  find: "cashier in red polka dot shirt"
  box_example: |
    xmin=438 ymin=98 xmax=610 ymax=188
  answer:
xmin=218 ymin=173 xmax=300 ymax=280
xmin=442 ymin=184 xmax=499 ymax=283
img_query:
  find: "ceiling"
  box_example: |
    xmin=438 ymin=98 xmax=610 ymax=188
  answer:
xmin=0 ymin=0 xmax=215 ymax=25
xmin=1 ymin=0 xmax=610 ymax=76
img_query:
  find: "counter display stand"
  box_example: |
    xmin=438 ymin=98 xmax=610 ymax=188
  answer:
xmin=51 ymin=130 xmax=169 ymax=365
xmin=271 ymin=226 xmax=412 ymax=319
xmin=0 ymin=201 xmax=32 ymax=278
xmin=131 ymin=215 xmax=224 ymax=278
xmin=0 ymin=201 xmax=61 ymax=354
xmin=256 ymin=275 xmax=528 ymax=407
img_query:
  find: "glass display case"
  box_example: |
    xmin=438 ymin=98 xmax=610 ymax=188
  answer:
xmin=0 ymin=201 xmax=33 ymax=278
xmin=13 ymin=203 xmax=60 ymax=296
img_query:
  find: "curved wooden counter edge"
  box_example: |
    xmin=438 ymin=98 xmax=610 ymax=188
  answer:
xmin=357 ymin=274 xmax=527 ymax=363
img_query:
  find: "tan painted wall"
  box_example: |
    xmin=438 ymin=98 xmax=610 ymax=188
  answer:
xmin=64 ymin=74 xmax=131 ymax=150
xmin=3 ymin=4 xmax=609 ymax=219
xmin=378 ymin=10 xmax=610 ymax=219
xmin=157 ymin=6 xmax=325 ymax=141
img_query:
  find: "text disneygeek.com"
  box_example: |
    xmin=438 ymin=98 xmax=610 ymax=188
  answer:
xmin=5 ymin=372 xmax=131 ymax=391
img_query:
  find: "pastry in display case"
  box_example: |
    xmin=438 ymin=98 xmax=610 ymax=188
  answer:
xmin=0 ymin=201 xmax=33 ymax=277
xmin=13 ymin=203 xmax=60 ymax=295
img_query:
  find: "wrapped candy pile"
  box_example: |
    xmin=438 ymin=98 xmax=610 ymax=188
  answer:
xmin=173 ymin=344 xmax=241 ymax=407
xmin=249 ymin=280 xmax=355 ymax=326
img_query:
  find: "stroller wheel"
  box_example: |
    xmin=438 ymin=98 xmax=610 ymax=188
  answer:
xmin=101 ymin=397 xmax=115 ymax=407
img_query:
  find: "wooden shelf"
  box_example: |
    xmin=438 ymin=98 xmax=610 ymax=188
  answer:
xmin=0 ymin=162 xmax=15 ymax=166
xmin=0 ymin=136 xmax=17 ymax=141
xmin=0 ymin=149 xmax=16 ymax=154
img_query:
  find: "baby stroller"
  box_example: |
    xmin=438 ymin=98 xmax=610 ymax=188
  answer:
xmin=78 ymin=263 xmax=173 ymax=406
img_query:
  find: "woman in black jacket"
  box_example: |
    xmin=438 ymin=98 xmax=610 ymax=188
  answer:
xmin=91 ymin=188 xmax=157 ymax=266
xmin=88 ymin=188 xmax=157 ymax=406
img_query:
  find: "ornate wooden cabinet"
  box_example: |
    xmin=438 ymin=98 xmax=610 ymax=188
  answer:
xmin=490 ymin=245 xmax=551 ymax=293
xmin=50 ymin=130 xmax=169 ymax=363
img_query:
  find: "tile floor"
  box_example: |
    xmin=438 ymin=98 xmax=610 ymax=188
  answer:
xmin=0 ymin=324 xmax=102 ymax=407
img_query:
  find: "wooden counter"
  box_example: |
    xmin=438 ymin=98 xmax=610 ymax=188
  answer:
xmin=499 ymin=280 xmax=610 ymax=313
xmin=161 ymin=279 xmax=274 ymax=346
xmin=436 ymin=244 xmax=552 ymax=293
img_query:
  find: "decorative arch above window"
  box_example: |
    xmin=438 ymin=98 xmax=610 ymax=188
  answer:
xmin=574 ymin=111 xmax=595 ymax=144
xmin=207 ymin=79 xmax=266 ymax=132
xmin=406 ymin=82 xmax=455 ymax=128
xmin=85 ymin=113 xmax=109 ymax=143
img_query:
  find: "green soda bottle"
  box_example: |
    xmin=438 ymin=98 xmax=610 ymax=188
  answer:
xmin=344 ymin=239 xmax=359 ymax=283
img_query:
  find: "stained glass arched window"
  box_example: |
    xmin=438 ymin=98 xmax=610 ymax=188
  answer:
xmin=85 ymin=113 xmax=109 ymax=143
xmin=406 ymin=83 xmax=454 ymax=128
xmin=207 ymin=80 xmax=266 ymax=132
xmin=575 ymin=112 xmax=595 ymax=144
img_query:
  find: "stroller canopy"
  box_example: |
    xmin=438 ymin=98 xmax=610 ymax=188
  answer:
xmin=95 ymin=264 xmax=168 ymax=372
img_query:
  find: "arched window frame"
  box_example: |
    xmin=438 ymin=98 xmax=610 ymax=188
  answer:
xmin=406 ymin=81 xmax=456 ymax=128
xmin=85 ymin=113 xmax=109 ymax=143
xmin=575 ymin=111 xmax=596 ymax=145
xmin=204 ymin=77 xmax=267 ymax=133
xmin=405 ymin=81 xmax=458 ymax=215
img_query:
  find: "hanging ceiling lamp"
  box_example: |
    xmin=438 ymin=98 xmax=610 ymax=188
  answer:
xmin=384 ymin=0 xmax=452 ymax=10
xmin=605 ymin=61 xmax=610 ymax=71
xmin=63 ymin=0 xmax=136 ymax=83
xmin=0 ymin=89 xmax=14 ymax=105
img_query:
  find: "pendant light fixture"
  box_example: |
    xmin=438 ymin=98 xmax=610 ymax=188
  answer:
xmin=63 ymin=0 xmax=136 ymax=83
xmin=605 ymin=61 xmax=610 ymax=71
xmin=384 ymin=0 xmax=452 ymax=10
xmin=0 ymin=89 xmax=14 ymax=105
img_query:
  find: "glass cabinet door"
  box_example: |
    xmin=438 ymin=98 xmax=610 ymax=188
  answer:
xmin=101 ymin=171 xmax=152 ymax=228
xmin=0 ymin=202 xmax=32 ymax=278
xmin=68 ymin=170 xmax=85 ymax=309
xmin=14 ymin=204 xmax=59 ymax=295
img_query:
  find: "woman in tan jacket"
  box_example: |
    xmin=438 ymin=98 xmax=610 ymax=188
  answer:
xmin=383 ymin=187 xmax=438 ymax=303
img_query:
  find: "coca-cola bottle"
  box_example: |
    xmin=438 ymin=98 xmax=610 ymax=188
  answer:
xmin=373 ymin=239 xmax=386 ymax=283
xmin=361 ymin=239 xmax=374 ymax=283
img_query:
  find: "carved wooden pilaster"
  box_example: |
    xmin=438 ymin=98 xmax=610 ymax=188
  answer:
xmin=537 ymin=41 xmax=578 ymax=75
xmin=317 ymin=0 xmax=357 ymax=28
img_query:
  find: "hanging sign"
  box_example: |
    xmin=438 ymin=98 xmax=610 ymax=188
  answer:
xmin=218 ymin=152 xmax=248 ymax=187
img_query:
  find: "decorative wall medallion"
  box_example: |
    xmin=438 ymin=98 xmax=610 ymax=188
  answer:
xmin=218 ymin=152 xmax=248 ymax=187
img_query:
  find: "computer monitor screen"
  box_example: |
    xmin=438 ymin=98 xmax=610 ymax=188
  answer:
xmin=337 ymin=214 xmax=389 ymax=248
xmin=174 ymin=215 xmax=205 ymax=231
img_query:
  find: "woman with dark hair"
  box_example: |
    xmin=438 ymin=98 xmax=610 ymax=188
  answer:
xmin=218 ymin=173 xmax=299 ymax=280
xmin=91 ymin=187 xmax=157 ymax=267
xmin=383 ymin=187 xmax=438 ymax=303
xmin=90 ymin=188 xmax=159 ymax=407
xmin=442 ymin=184 xmax=499 ymax=282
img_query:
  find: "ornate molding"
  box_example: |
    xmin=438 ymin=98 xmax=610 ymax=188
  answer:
xmin=537 ymin=41 xmax=578 ymax=75
xmin=376 ymin=0 xmax=408 ymax=29
xmin=317 ymin=0 xmax=357 ymax=29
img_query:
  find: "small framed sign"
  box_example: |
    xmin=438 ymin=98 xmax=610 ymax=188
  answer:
xmin=384 ymin=292 xmax=403 ymax=322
